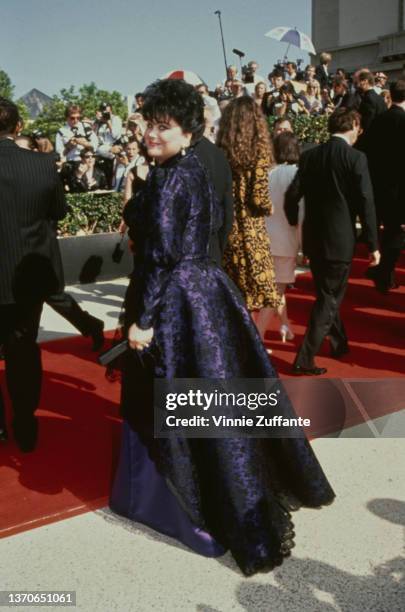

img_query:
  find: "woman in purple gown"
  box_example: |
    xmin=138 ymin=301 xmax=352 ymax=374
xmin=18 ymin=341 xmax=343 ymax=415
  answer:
xmin=110 ymin=79 xmax=335 ymax=576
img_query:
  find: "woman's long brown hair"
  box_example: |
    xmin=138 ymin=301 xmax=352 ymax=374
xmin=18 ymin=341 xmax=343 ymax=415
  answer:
xmin=216 ymin=96 xmax=273 ymax=171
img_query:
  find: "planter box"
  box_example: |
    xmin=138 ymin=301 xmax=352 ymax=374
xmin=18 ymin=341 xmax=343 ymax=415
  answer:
xmin=59 ymin=232 xmax=133 ymax=285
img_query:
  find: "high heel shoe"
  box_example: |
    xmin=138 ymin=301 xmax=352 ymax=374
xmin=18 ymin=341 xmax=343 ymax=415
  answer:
xmin=280 ymin=324 xmax=294 ymax=343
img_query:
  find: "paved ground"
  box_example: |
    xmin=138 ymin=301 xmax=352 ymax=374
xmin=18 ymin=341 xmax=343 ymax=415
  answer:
xmin=1 ymin=279 xmax=404 ymax=612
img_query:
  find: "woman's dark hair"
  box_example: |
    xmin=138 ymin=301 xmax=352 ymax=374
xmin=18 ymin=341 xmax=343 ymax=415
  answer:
xmin=272 ymin=132 xmax=300 ymax=165
xmin=80 ymin=146 xmax=95 ymax=158
xmin=141 ymin=79 xmax=205 ymax=144
xmin=279 ymin=82 xmax=296 ymax=97
xmin=216 ymin=96 xmax=273 ymax=170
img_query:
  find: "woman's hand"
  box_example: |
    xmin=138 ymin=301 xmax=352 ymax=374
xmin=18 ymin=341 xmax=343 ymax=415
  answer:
xmin=128 ymin=323 xmax=153 ymax=350
xmin=118 ymin=220 xmax=127 ymax=235
xmin=76 ymin=162 xmax=87 ymax=178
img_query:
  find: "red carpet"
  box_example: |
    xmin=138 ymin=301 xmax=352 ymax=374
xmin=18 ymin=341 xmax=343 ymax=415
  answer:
xmin=266 ymin=248 xmax=404 ymax=378
xmin=0 ymin=333 xmax=122 ymax=538
xmin=0 ymin=251 xmax=404 ymax=538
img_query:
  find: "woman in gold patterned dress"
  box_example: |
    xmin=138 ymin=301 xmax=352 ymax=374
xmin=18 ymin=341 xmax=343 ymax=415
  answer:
xmin=216 ymin=97 xmax=280 ymax=334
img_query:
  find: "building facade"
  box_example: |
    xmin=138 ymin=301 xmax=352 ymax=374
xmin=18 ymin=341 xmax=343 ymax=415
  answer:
xmin=312 ymin=0 xmax=405 ymax=76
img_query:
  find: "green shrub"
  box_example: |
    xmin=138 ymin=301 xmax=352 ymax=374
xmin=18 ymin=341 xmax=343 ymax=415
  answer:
xmin=268 ymin=113 xmax=330 ymax=144
xmin=59 ymin=192 xmax=122 ymax=236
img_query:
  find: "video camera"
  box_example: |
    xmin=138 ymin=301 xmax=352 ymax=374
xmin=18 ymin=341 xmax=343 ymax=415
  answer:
xmin=115 ymin=134 xmax=130 ymax=147
xmin=32 ymin=129 xmax=45 ymax=140
xmin=273 ymin=59 xmax=305 ymax=82
xmin=241 ymin=65 xmax=254 ymax=84
xmin=98 ymin=102 xmax=111 ymax=122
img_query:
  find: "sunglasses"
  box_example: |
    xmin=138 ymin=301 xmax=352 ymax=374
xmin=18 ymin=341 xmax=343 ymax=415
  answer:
xmin=69 ymin=116 xmax=81 ymax=120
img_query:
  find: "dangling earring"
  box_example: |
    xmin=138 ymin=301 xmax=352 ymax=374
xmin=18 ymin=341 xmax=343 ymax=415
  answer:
xmin=180 ymin=145 xmax=186 ymax=156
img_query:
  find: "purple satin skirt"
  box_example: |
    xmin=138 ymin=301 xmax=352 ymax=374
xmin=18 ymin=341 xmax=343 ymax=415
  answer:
xmin=110 ymin=421 xmax=225 ymax=557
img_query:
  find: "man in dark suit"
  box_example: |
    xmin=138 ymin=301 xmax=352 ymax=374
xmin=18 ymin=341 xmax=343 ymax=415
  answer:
xmin=356 ymin=71 xmax=387 ymax=148
xmin=193 ymin=136 xmax=234 ymax=264
xmin=364 ymin=80 xmax=405 ymax=292
xmin=332 ymin=77 xmax=360 ymax=110
xmin=0 ymin=98 xmax=67 ymax=450
xmin=285 ymin=108 xmax=380 ymax=375
xmin=315 ymin=53 xmax=332 ymax=90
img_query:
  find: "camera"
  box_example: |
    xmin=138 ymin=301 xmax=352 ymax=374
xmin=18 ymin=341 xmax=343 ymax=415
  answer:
xmin=99 ymin=102 xmax=111 ymax=122
xmin=241 ymin=65 xmax=254 ymax=84
xmin=82 ymin=123 xmax=94 ymax=141
xmin=32 ymin=129 xmax=45 ymax=140
xmin=115 ymin=134 xmax=130 ymax=146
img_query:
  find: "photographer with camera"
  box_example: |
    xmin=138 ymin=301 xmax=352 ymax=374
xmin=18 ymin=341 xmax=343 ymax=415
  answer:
xmin=271 ymin=83 xmax=309 ymax=117
xmin=95 ymin=102 xmax=123 ymax=158
xmin=241 ymin=65 xmax=256 ymax=96
xmin=241 ymin=60 xmax=268 ymax=96
xmin=262 ymin=69 xmax=285 ymax=116
xmin=94 ymin=102 xmax=123 ymax=187
xmin=67 ymin=147 xmax=108 ymax=193
xmin=55 ymin=105 xmax=98 ymax=163
xmin=247 ymin=60 xmax=267 ymax=86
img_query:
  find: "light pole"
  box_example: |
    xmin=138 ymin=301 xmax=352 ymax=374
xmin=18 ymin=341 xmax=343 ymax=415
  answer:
xmin=214 ymin=10 xmax=228 ymax=79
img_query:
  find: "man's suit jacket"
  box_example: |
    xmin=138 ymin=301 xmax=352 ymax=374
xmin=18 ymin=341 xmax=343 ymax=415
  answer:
xmin=315 ymin=64 xmax=330 ymax=90
xmin=334 ymin=91 xmax=360 ymax=111
xmin=364 ymin=105 xmax=405 ymax=244
xmin=358 ymin=89 xmax=386 ymax=133
xmin=285 ymin=136 xmax=378 ymax=261
xmin=193 ymin=137 xmax=234 ymax=265
xmin=0 ymin=139 xmax=67 ymax=304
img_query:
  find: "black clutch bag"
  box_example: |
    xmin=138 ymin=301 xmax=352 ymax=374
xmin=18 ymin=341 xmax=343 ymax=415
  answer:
xmin=112 ymin=237 xmax=125 ymax=263
xmin=98 ymin=339 xmax=128 ymax=366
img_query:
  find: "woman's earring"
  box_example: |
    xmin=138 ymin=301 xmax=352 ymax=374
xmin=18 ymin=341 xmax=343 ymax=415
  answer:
xmin=181 ymin=145 xmax=186 ymax=156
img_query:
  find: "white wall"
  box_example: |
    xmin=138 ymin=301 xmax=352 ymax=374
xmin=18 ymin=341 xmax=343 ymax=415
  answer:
xmin=339 ymin=0 xmax=399 ymax=45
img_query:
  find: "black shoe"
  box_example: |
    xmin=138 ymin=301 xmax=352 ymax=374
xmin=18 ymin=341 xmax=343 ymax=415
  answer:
xmin=0 ymin=425 xmax=8 ymax=442
xmin=330 ymin=345 xmax=350 ymax=359
xmin=13 ymin=418 xmax=38 ymax=453
xmin=85 ymin=316 xmax=105 ymax=351
xmin=292 ymin=365 xmax=327 ymax=376
xmin=365 ymin=268 xmax=394 ymax=293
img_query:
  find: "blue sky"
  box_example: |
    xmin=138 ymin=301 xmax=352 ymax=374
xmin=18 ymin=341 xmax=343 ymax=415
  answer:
xmin=1 ymin=0 xmax=311 ymax=98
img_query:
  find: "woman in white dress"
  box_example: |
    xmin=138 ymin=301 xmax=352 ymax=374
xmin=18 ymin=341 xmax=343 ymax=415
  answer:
xmin=256 ymin=132 xmax=304 ymax=342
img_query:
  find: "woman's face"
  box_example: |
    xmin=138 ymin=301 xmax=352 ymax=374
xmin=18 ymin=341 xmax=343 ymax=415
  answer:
xmin=83 ymin=152 xmax=95 ymax=168
xmin=256 ymin=83 xmax=266 ymax=97
xmin=145 ymin=117 xmax=192 ymax=163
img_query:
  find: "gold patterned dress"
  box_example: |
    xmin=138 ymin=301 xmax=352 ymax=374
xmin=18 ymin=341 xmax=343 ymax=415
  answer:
xmin=223 ymin=157 xmax=280 ymax=311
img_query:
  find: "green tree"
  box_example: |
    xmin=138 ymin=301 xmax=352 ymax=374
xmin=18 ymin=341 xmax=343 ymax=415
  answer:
xmin=267 ymin=114 xmax=330 ymax=144
xmin=0 ymin=68 xmax=14 ymax=99
xmin=0 ymin=67 xmax=29 ymax=127
xmin=31 ymin=82 xmax=128 ymax=142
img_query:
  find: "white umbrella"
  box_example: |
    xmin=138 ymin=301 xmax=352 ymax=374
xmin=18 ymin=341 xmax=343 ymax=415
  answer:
xmin=265 ymin=26 xmax=316 ymax=56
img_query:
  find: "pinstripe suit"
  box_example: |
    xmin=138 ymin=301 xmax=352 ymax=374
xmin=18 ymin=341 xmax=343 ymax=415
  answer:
xmin=0 ymin=138 xmax=67 ymax=447
xmin=0 ymin=138 xmax=66 ymax=303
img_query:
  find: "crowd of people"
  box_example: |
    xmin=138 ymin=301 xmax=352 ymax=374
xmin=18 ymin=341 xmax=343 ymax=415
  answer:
xmin=20 ymin=54 xmax=397 ymax=205
xmin=0 ymin=52 xmax=404 ymax=576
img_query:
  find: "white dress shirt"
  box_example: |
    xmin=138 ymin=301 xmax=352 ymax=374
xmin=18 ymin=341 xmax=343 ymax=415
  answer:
xmin=55 ymin=122 xmax=98 ymax=162
xmin=96 ymin=115 xmax=123 ymax=159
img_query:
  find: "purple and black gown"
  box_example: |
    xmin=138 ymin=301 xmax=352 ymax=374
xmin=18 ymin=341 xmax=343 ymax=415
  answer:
xmin=110 ymin=149 xmax=335 ymax=576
